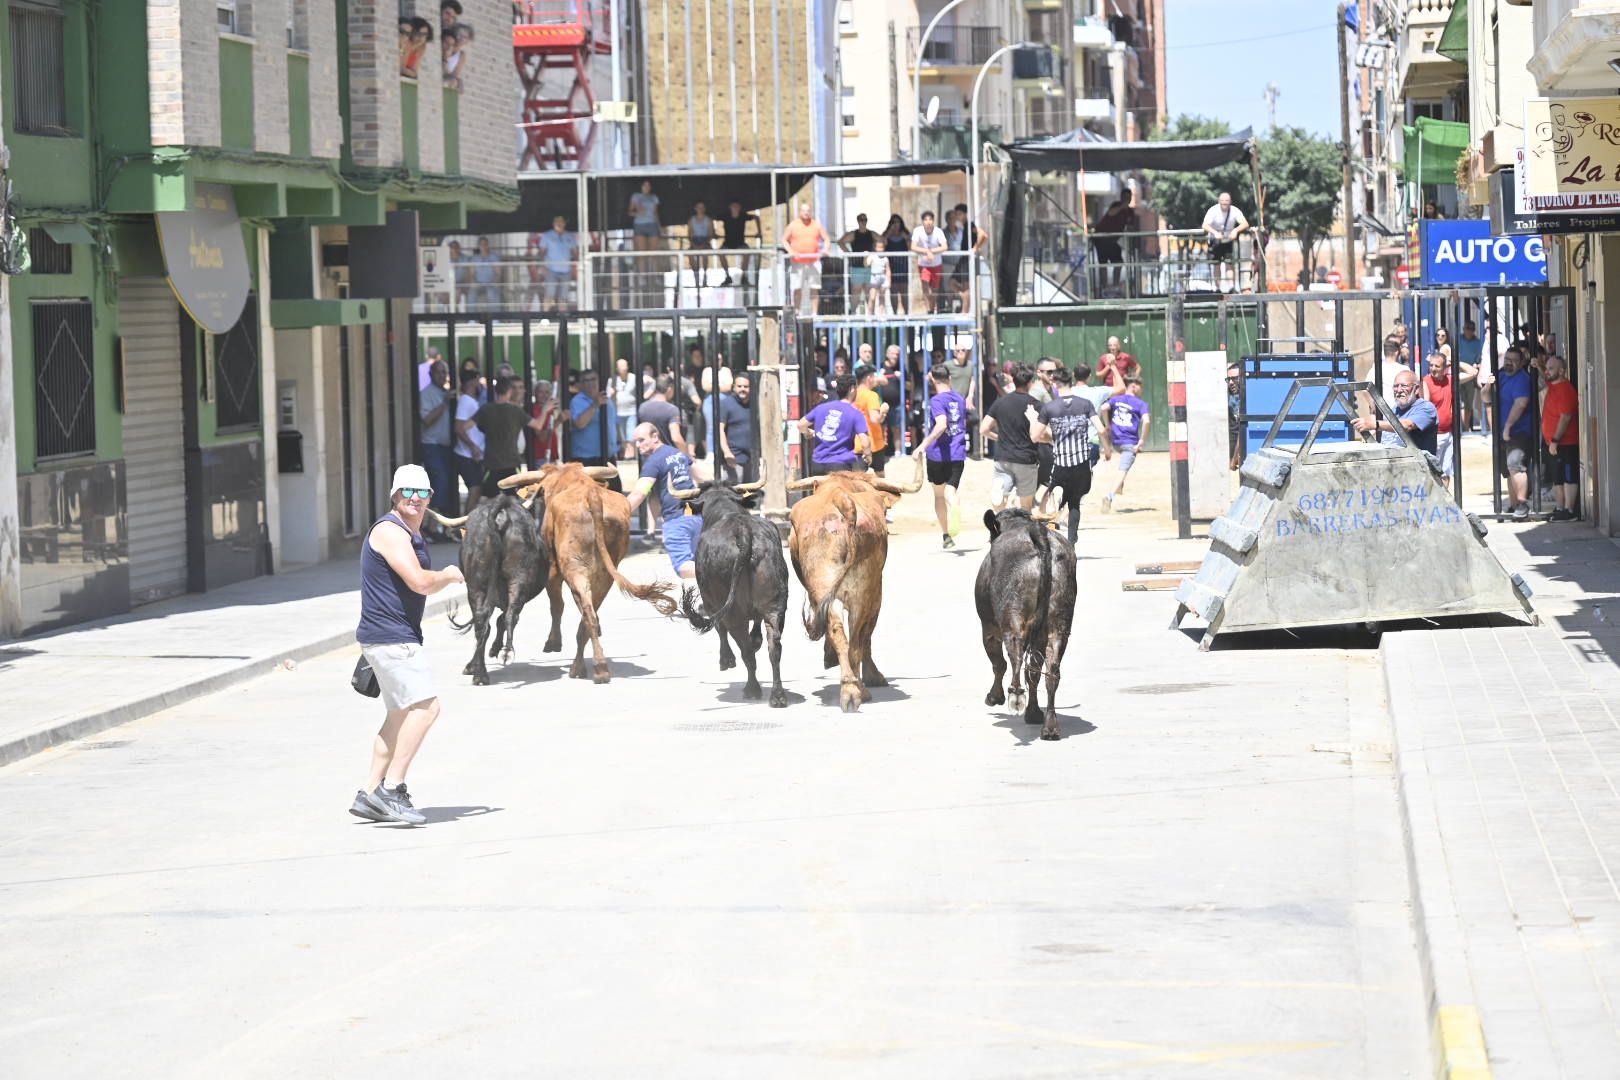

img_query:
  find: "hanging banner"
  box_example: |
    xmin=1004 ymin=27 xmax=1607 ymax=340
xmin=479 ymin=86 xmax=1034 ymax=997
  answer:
xmin=155 ymin=183 xmax=251 ymax=334
xmin=1522 ymin=98 xmax=1620 ymax=207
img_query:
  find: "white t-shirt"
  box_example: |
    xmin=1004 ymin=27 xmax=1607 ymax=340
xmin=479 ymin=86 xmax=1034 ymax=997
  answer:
xmin=911 ymin=225 xmax=947 ymax=268
xmin=629 ymin=192 xmax=660 ymax=225
xmin=454 ymin=393 xmax=486 ymax=458
xmin=613 ymin=374 xmax=637 ymax=412
xmin=1202 ymin=203 xmax=1248 ymax=239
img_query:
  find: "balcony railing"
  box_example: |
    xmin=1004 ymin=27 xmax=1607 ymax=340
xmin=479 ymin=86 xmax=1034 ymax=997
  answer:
xmin=906 ymin=25 xmax=1002 ymax=69
xmin=1020 ymin=226 xmax=1262 ymax=304
xmin=920 ymin=122 xmax=1002 ymax=160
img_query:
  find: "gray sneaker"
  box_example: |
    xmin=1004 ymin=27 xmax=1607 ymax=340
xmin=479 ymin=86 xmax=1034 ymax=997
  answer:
xmin=1513 ymin=503 xmax=1530 ymax=520
xmin=349 ymin=790 xmax=390 ymax=822
xmin=371 ymin=782 xmax=426 ymax=825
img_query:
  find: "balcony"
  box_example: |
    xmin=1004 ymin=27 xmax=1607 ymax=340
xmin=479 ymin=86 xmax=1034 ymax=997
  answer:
xmin=920 ymin=122 xmax=1003 ymax=161
xmin=1076 ymin=81 xmax=1112 ymax=121
xmin=1394 ymin=0 xmax=1463 ymax=100
xmin=1074 ymin=17 xmax=1113 ymax=49
xmin=1530 ymin=0 xmax=1620 ymax=91
xmin=906 ymin=25 xmax=1001 ymax=73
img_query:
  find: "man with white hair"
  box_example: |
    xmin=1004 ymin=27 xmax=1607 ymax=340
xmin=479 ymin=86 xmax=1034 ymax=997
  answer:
xmin=1353 ymin=367 xmax=1437 ymax=456
xmin=351 ymin=464 xmax=464 ymax=825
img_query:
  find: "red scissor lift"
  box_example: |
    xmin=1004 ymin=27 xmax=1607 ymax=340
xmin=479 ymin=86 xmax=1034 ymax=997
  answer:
xmin=514 ymin=1 xmax=610 ymax=171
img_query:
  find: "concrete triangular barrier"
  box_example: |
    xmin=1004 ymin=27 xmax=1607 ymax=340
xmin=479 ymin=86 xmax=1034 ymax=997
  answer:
xmin=1171 ymin=379 xmax=1536 ymax=650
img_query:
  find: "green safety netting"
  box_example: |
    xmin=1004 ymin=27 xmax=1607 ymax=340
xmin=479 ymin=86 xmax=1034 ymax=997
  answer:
xmin=1402 ymin=117 xmax=1469 ymax=186
xmin=1437 ymin=0 xmax=1469 ymax=64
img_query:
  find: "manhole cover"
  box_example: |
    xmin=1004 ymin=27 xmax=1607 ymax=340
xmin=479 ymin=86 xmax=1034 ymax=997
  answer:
xmin=672 ymin=720 xmax=784 ymax=732
xmin=1118 ymin=682 xmax=1229 ymax=695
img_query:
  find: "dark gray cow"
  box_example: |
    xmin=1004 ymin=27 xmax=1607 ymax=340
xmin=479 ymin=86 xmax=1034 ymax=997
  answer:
xmin=437 ymin=492 xmax=549 ymax=685
xmin=974 ymin=508 xmax=1077 ymax=739
xmin=672 ymin=481 xmax=790 ymax=707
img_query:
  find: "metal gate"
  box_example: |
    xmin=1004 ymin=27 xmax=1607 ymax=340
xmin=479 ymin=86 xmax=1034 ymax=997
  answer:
xmin=119 ymin=278 xmax=189 ymax=605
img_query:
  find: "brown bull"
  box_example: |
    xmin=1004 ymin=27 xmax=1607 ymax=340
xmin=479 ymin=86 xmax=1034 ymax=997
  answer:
xmin=787 ymin=454 xmax=925 ymax=712
xmin=495 ymin=463 xmax=677 ymax=682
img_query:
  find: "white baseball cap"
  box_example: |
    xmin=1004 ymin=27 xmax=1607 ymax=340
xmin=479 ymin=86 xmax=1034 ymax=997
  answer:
xmin=390 ymin=464 xmax=432 ymax=495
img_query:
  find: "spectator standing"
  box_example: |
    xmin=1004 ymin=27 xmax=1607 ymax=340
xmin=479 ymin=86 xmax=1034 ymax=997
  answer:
xmin=1201 ymin=192 xmax=1249 ymax=292
xmin=350 ymin=465 xmax=463 ymax=826
xmin=417 ymin=360 xmax=456 ymax=535
xmin=1099 ymin=376 xmax=1151 ymax=512
xmin=1029 ymin=365 xmax=1110 ymax=543
xmin=639 ymin=374 xmax=690 ymax=455
xmin=1377 ymin=335 xmax=1409 ymax=404
xmin=1489 ymin=346 xmax=1536 ymax=519
xmin=1355 ymin=368 xmax=1437 ymax=456
xmin=718 ymin=374 xmax=754 ymax=484
xmin=1028 ymin=357 xmax=1060 ymax=506
xmin=1421 ymin=351 xmax=1458 ymax=477
xmin=568 ymin=369 xmax=620 ymax=488
xmin=782 ymin=202 xmax=829 ymax=316
xmin=948 ymin=347 xmax=976 ymax=401
xmin=612 ymin=357 xmax=638 ymax=460
xmin=945 ymin=204 xmax=986 ymax=313
xmin=625 ymin=424 xmax=701 ymax=580
xmin=1029 ymin=356 xmax=1057 ymax=405
xmin=854 ymin=365 xmax=891 ymax=474
xmin=980 ymin=364 xmax=1041 ymax=511
xmin=798 ymin=374 xmax=871 ymax=473
xmin=452 ymin=369 xmax=487 ymax=513
xmin=1542 ymin=354 xmax=1580 ymax=520
xmin=1456 ymin=320 xmax=1484 ymax=430
xmin=866 ymin=248 xmax=891 ymax=315
xmin=1092 ymin=197 xmax=1138 ymax=294
xmin=418 ymin=345 xmax=443 ymax=390
xmin=910 ymin=211 xmax=949 ymax=314
xmin=1097 ymin=336 xmax=1139 ymax=392
xmin=882 ymin=214 xmax=911 ymax=314
xmin=529 ymin=378 xmax=560 ymax=464
xmin=467 ymin=236 xmax=501 ymax=308
xmin=1226 ymin=365 xmax=1244 ymax=471
xmin=840 ymin=214 xmax=879 ymax=314
xmin=916 ymin=364 xmax=969 ymax=548
xmin=700 ymin=366 xmax=735 ymax=469
xmin=475 ymin=376 xmax=548 ymax=495
xmin=439 ymin=0 xmax=461 ymax=34
xmin=628 ymin=180 xmax=661 ymax=250
xmin=879 ymin=347 xmax=904 ymax=452
xmin=688 ymin=200 xmax=716 ymax=293
xmin=535 ymin=216 xmax=578 ymax=312
xmin=720 ymin=198 xmax=759 ymax=290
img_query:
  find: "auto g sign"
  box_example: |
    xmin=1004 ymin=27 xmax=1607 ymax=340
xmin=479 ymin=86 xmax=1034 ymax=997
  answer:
xmin=1420 ymin=220 xmax=1547 ymax=286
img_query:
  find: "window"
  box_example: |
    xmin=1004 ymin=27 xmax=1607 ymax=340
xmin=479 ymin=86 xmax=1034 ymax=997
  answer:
xmin=32 ymin=299 xmax=95 ymax=459
xmin=837 ymin=0 xmax=854 ymax=31
xmin=287 ymin=0 xmax=307 ymax=49
xmin=10 ymin=0 xmax=68 ymax=136
xmin=841 ymin=86 xmax=857 ymax=131
xmin=217 ymin=0 xmax=250 ymax=36
xmin=213 ymin=294 xmax=261 ymax=431
xmin=28 ymin=228 xmax=71 ymax=274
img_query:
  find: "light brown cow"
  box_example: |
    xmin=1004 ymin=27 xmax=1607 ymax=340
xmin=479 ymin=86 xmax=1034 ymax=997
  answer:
xmin=496 ymin=463 xmax=677 ymax=682
xmin=786 ymin=453 xmax=924 ymax=712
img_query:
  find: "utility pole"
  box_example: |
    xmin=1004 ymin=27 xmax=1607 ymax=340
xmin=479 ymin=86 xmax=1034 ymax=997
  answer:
xmin=1336 ymin=2 xmax=1358 ymax=289
xmin=1264 ymin=83 xmax=1279 ymax=132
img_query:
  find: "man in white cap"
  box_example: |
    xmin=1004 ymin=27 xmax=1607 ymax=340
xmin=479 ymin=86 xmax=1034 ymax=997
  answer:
xmin=351 ymin=464 xmax=463 ymax=825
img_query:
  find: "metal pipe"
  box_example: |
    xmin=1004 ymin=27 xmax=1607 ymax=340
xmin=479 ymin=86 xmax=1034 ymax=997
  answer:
xmin=704 ymin=0 xmax=716 ymax=162
xmin=727 ymin=0 xmax=738 ymax=163
xmin=1337 ymin=2 xmax=1358 ymax=288
xmin=684 ymin=0 xmax=696 ymax=162
xmin=747 ymin=0 xmax=759 ymax=160
xmin=913 ymin=0 xmax=968 ymax=167
xmin=770 ymin=0 xmax=782 ymax=163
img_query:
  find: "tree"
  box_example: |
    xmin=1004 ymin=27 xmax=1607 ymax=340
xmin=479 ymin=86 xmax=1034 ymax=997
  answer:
xmin=1258 ymin=126 xmax=1342 ymax=282
xmin=1143 ymin=115 xmax=1252 ymax=231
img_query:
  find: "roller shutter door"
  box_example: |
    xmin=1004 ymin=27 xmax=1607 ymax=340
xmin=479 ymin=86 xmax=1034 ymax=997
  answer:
xmin=120 ymin=278 xmax=189 ymax=605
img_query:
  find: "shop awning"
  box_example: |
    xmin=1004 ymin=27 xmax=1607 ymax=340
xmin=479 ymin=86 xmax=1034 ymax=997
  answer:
xmin=1402 ymin=117 xmax=1470 ymax=186
xmin=1437 ymin=0 xmax=1468 ymax=64
xmin=1005 ymin=128 xmax=1254 ymax=173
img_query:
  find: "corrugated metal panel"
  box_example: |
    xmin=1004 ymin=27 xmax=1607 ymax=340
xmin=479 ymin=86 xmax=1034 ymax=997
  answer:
xmin=120 ymin=279 xmax=189 ymax=605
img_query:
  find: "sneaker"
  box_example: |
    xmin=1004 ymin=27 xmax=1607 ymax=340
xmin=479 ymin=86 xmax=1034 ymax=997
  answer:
xmin=1552 ymin=508 xmax=1577 ymax=521
xmin=942 ymin=533 xmax=955 ymax=550
xmin=371 ymin=782 xmax=426 ymax=825
xmin=1101 ymin=494 xmax=1113 ymax=513
xmin=1512 ymin=503 xmax=1530 ymax=520
xmin=348 ymin=790 xmax=390 ymax=823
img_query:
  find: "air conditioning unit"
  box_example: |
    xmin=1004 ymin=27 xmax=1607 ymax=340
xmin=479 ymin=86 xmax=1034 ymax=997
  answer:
xmin=1012 ymin=45 xmax=1055 ymax=81
xmin=593 ymin=101 xmax=638 ymax=123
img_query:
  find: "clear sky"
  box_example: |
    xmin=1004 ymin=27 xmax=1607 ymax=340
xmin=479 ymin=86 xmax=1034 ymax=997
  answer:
xmin=1163 ymin=0 xmax=1342 ymax=139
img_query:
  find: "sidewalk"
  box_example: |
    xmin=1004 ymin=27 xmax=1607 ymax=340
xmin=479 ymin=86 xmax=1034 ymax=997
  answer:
xmin=1385 ymin=521 xmax=1620 ymax=1078
xmin=0 ymin=541 xmax=467 ymax=767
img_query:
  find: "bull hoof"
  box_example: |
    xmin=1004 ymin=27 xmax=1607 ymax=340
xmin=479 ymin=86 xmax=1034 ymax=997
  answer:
xmin=1024 ymin=709 xmax=1043 ymax=725
xmin=840 ymin=695 xmax=862 ymax=714
xmin=501 ymin=649 xmax=514 ymax=665
xmin=985 ymin=688 xmax=1006 ymax=707
xmin=569 ymin=660 xmax=586 ymax=679
xmin=593 ymin=667 xmax=612 ymax=685
xmin=543 ymin=636 xmax=562 ymax=653
xmin=862 ymin=670 xmax=887 ymax=688
xmin=463 ymin=660 xmax=477 ymax=675
xmin=1008 ymin=690 xmax=1026 ymax=714
xmin=743 ymin=680 xmax=762 ymax=700
xmin=719 ymin=653 xmax=737 ymax=671
xmin=1040 ymin=726 xmax=1061 ymax=741
xmin=769 ymin=689 xmax=788 ymax=708
xmin=471 ymin=672 xmax=489 ymax=686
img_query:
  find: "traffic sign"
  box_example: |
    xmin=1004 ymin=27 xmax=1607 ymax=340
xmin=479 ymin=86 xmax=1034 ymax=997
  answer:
xmin=1395 ymin=265 xmax=1410 ymax=287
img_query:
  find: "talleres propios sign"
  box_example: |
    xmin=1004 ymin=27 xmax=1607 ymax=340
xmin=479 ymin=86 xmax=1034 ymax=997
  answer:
xmin=1522 ymin=98 xmax=1620 ymax=209
xmin=156 ymin=183 xmax=251 ymax=334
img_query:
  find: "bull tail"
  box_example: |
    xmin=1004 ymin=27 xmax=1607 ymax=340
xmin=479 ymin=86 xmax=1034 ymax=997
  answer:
xmin=446 ymin=602 xmax=474 ymax=635
xmin=803 ymin=492 xmax=856 ymax=642
xmin=588 ymin=485 xmax=678 ymax=616
xmin=1021 ymin=523 xmax=1054 ymax=675
xmin=678 ymin=530 xmax=748 ymax=635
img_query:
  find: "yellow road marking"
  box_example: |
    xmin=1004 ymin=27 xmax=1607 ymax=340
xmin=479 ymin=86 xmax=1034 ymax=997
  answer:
xmin=1438 ymin=1005 xmax=1493 ymax=1080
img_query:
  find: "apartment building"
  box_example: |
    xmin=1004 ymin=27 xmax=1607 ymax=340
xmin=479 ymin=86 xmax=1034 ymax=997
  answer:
xmin=0 ymin=0 xmax=518 ymax=639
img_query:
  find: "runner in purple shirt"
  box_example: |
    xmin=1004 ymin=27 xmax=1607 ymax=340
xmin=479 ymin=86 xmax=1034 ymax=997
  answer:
xmin=797 ymin=375 xmax=871 ymax=471
xmin=1100 ymin=376 xmax=1150 ymax=512
xmin=916 ymin=364 xmax=969 ymax=547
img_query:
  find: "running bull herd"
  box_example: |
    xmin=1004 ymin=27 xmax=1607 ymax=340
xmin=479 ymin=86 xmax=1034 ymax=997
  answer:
xmin=431 ymin=455 xmax=1078 ymax=740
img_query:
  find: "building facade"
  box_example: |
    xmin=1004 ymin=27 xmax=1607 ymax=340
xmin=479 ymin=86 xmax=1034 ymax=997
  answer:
xmin=0 ymin=0 xmax=517 ymax=639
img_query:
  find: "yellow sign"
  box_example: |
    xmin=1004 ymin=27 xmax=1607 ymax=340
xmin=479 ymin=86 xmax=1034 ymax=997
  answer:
xmin=1523 ymin=98 xmax=1620 ymax=201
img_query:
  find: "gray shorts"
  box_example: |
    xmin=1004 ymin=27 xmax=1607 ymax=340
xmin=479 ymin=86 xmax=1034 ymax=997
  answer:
xmin=361 ymin=642 xmax=437 ymax=711
xmin=541 ymin=266 xmax=571 ymax=300
xmin=1117 ymin=445 xmax=1139 ymax=472
xmin=991 ymin=459 xmax=1039 ymax=498
xmin=791 ymin=261 xmax=822 ymax=292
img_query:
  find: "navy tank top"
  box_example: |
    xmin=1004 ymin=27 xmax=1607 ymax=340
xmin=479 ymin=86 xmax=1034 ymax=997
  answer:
xmin=356 ymin=513 xmax=431 ymax=646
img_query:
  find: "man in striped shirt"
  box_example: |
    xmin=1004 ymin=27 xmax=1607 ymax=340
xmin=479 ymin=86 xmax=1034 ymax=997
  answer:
xmin=1027 ymin=364 xmax=1111 ymax=543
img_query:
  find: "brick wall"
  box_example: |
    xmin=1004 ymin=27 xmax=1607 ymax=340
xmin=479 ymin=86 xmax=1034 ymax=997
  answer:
xmin=453 ymin=0 xmax=519 ymax=183
xmin=148 ymin=0 xmax=185 ymax=145
xmin=251 ymin=0 xmax=290 ymax=155
xmin=346 ymin=0 xmax=402 ymax=168
xmin=307 ymin=1 xmax=342 ymax=159
xmin=178 ymin=0 xmax=222 ymax=146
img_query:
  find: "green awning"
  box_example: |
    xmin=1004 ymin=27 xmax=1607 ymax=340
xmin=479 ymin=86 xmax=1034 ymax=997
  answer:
xmin=1437 ymin=0 xmax=1468 ymax=64
xmin=1402 ymin=117 xmax=1470 ymax=186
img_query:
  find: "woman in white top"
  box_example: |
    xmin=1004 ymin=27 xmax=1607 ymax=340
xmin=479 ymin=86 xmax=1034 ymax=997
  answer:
xmin=613 ymin=357 xmax=638 ymax=460
xmin=628 ymin=180 xmax=661 ymax=252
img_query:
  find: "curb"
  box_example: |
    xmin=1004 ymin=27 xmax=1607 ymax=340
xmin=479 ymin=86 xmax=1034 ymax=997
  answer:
xmin=1381 ymin=633 xmax=1496 ymax=1080
xmin=0 ymin=590 xmax=466 ymax=770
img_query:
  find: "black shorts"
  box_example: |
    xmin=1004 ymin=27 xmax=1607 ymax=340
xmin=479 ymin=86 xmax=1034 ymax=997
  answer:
xmin=1036 ymin=443 xmax=1054 ymax=488
xmin=1209 ymin=240 xmax=1234 ymax=261
xmin=1049 ymin=463 xmax=1092 ymax=507
xmin=480 ymin=464 xmax=518 ymax=497
xmin=1552 ymin=442 xmax=1580 ymax=484
xmin=926 ymin=458 xmax=965 ymax=488
xmin=456 ymin=454 xmax=483 ymax=490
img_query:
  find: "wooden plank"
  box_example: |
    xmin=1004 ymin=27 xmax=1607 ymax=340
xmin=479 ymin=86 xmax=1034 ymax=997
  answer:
xmin=1122 ymin=576 xmax=1186 ymax=592
xmin=1134 ymin=560 xmax=1202 ymax=575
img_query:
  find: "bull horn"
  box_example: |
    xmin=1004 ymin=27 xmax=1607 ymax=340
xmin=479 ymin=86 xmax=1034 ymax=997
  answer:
xmin=583 ymin=465 xmax=621 ymax=482
xmin=498 ymin=469 xmax=548 ymax=490
xmin=732 ymin=479 xmax=767 ymax=493
xmin=1031 ymin=505 xmax=1062 ymax=524
xmin=785 ymin=476 xmax=823 ymax=492
xmin=871 ymin=455 xmax=926 ymax=495
xmin=667 ymin=484 xmax=702 ymax=499
xmin=429 ymin=509 xmax=469 ymax=528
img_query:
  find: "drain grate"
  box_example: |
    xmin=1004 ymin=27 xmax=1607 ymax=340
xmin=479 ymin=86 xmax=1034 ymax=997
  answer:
xmin=672 ymin=720 xmax=783 ymax=732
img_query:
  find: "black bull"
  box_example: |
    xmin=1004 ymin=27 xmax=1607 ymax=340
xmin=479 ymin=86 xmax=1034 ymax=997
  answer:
xmin=673 ymin=485 xmax=790 ymax=707
xmin=446 ymin=492 xmax=551 ymax=685
xmin=974 ymin=508 xmax=1077 ymax=740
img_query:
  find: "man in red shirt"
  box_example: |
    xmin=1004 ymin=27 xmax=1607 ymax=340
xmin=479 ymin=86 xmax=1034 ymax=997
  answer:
xmin=1542 ymin=354 xmax=1580 ymax=520
xmin=781 ymin=201 xmax=828 ymax=316
xmin=1097 ymin=336 xmax=1139 ymax=391
xmin=1422 ymin=350 xmax=1457 ymax=478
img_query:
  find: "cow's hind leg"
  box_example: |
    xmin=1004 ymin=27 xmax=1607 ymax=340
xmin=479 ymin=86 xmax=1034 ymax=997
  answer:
xmin=1039 ymin=649 xmax=1062 ymax=741
xmin=501 ymin=587 xmax=530 ymax=664
xmin=465 ymin=588 xmax=495 ymax=684
xmin=765 ymin=613 xmax=787 ymax=709
xmin=733 ymin=616 xmax=762 ymax=700
xmin=489 ymin=612 xmax=506 ymax=658
xmin=543 ymin=576 xmax=564 ymax=653
xmin=825 ymin=605 xmax=863 ymax=712
xmin=982 ymin=624 xmax=1007 ymax=707
xmin=1003 ymin=633 xmax=1027 ymax=714
xmin=1022 ymin=651 xmax=1045 ymax=727
xmin=718 ymin=627 xmax=736 ymax=671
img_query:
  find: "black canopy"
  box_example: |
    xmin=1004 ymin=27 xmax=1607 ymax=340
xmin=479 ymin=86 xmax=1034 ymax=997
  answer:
xmin=1006 ymin=128 xmax=1255 ymax=174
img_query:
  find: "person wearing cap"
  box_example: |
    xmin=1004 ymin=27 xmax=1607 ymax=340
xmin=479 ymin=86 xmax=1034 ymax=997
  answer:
xmin=351 ymin=464 xmax=464 ymax=826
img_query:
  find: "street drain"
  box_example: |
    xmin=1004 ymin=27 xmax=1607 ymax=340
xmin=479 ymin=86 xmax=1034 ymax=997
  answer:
xmin=673 ymin=720 xmax=784 ymax=732
xmin=1117 ymin=682 xmax=1229 ymax=695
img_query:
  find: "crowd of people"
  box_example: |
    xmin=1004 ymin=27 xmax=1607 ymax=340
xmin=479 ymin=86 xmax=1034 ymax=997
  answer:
xmin=398 ymin=2 xmax=476 ymax=87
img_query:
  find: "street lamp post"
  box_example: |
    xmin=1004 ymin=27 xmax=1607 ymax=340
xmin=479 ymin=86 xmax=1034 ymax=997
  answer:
xmin=969 ymin=43 xmax=1037 ymax=316
xmin=912 ymin=0 xmax=967 ymax=163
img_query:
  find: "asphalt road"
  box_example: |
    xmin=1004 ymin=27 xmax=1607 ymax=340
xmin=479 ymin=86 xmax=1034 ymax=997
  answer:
xmin=0 ymin=460 xmax=1430 ymax=1078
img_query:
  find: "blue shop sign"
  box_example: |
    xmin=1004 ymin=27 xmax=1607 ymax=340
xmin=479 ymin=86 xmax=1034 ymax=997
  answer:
xmin=1421 ymin=220 xmax=1547 ymax=285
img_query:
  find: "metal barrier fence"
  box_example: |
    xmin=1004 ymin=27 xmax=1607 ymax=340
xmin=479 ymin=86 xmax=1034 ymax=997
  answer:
xmin=1024 ymin=227 xmax=1260 ymax=304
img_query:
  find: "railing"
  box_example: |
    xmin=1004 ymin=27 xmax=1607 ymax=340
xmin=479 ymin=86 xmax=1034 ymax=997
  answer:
xmin=775 ymin=250 xmax=986 ymax=320
xmin=919 ymin=122 xmax=1002 ymax=160
xmin=905 ymin=25 xmax=1002 ymax=68
xmin=1020 ymin=226 xmax=1262 ymax=303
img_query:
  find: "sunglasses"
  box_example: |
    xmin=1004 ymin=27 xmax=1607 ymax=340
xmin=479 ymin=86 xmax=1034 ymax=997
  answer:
xmin=398 ymin=487 xmax=432 ymax=499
